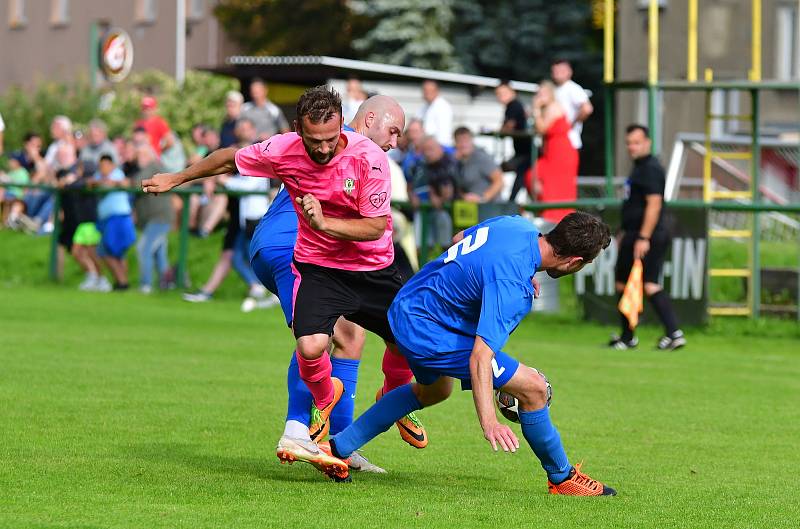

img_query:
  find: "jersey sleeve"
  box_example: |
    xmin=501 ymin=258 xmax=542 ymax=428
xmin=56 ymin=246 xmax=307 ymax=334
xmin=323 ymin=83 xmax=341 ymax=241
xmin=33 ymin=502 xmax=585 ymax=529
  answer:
xmin=357 ymin=151 xmax=392 ymax=218
xmin=642 ymin=164 xmax=666 ymax=196
xmin=235 ymin=141 xmax=278 ymax=179
xmin=476 ymin=279 xmax=532 ymax=353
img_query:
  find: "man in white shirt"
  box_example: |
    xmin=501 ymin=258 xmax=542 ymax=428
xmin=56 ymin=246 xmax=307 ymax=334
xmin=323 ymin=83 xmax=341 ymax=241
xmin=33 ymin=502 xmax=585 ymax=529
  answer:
xmin=552 ymin=59 xmax=593 ymax=150
xmin=44 ymin=115 xmax=74 ymax=171
xmin=418 ymin=80 xmax=453 ymax=147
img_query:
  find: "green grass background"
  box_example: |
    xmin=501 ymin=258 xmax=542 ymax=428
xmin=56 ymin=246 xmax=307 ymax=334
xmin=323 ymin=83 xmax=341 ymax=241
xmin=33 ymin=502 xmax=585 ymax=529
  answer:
xmin=1 ymin=230 xmax=799 ymax=528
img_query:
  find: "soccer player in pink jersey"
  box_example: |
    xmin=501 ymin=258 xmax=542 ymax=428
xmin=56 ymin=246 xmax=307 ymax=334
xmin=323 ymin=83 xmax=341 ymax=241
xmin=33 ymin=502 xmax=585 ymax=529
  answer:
xmin=143 ymin=87 xmax=423 ymax=479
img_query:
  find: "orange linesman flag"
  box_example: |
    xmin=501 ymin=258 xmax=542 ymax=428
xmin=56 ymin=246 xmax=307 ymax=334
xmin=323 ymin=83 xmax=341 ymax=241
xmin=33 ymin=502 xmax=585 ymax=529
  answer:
xmin=618 ymin=258 xmax=644 ymax=330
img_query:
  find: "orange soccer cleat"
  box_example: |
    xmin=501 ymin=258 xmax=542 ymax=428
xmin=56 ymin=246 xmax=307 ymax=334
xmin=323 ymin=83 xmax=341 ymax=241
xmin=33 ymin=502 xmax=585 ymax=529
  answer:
xmin=309 ymin=377 xmax=344 ymax=443
xmin=547 ymin=463 xmax=617 ymax=496
xmin=376 ymin=388 xmax=428 ymax=449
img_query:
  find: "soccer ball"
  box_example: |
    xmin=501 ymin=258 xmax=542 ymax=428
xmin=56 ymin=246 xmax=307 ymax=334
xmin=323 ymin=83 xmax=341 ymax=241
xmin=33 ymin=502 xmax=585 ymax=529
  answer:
xmin=495 ymin=390 xmax=520 ymax=423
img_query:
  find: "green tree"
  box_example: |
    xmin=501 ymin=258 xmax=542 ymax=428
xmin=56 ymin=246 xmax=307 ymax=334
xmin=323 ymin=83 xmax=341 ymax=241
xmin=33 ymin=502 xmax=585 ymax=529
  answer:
xmin=0 ymin=71 xmax=237 ymax=154
xmin=213 ymin=0 xmax=372 ymax=57
xmin=451 ymin=0 xmax=599 ymax=82
xmin=451 ymin=0 xmax=604 ymax=174
xmin=349 ymin=0 xmax=462 ymax=71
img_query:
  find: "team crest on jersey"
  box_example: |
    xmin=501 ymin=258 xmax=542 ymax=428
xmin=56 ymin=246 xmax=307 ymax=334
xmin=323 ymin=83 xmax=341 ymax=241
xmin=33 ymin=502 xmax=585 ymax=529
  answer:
xmin=343 ymin=177 xmax=355 ymax=194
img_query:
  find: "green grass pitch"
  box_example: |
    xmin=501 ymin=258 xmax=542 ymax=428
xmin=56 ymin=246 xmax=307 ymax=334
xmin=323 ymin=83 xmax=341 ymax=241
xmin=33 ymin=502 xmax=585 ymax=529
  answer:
xmin=2 ymin=284 xmax=798 ymax=529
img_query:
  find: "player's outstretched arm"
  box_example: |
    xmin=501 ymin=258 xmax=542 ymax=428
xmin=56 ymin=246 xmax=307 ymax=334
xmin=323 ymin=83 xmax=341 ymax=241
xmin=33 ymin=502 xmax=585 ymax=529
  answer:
xmin=469 ymin=336 xmax=519 ymax=453
xmin=142 ymin=147 xmax=238 ymax=194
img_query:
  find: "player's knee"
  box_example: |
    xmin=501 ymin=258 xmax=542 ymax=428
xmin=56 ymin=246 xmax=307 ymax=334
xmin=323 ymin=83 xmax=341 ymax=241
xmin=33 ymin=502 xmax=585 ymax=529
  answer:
xmin=296 ymin=334 xmax=329 ymax=359
xmin=414 ymin=380 xmax=452 ymax=407
xmin=515 ymin=366 xmax=550 ymax=411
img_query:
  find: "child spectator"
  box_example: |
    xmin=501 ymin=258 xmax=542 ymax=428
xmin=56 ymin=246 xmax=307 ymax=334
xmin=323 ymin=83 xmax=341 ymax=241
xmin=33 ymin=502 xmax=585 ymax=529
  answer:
xmin=2 ymin=153 xmax=33 ymax=230
xmin=56 ymin=159 xmax=109 ymax=292
xmin=91 ymin=154 xmax=135 ymax=291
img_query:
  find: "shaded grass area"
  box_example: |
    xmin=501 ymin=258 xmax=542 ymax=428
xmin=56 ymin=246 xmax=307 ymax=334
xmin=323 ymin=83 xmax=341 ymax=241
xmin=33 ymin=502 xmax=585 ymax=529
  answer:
xmin=1 ymin=286 xmax=798 ymax=529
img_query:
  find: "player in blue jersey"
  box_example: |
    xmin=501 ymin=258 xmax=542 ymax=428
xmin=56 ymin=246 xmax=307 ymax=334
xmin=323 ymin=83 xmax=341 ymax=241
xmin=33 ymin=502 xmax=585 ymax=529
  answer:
xmin=315 ymin=212 xmax=618 ymax=495
xmin=248 ymin=95 xmax=428 ymax=474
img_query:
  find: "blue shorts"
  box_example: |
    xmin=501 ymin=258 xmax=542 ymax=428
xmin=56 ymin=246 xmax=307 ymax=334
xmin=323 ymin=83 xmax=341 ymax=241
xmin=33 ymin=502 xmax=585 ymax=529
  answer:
xmin=395 ymin=339 xmax=519 ymax=390
xmin=97 ymin=215 xmax=136 ymax=259
xmin=251 ymin=246 xmax=295 ymax=326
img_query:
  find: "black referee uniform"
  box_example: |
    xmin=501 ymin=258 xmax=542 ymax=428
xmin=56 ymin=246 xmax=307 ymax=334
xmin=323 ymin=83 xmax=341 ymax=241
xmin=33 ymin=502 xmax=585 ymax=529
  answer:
xmin=615 ymin=155 xmax=669 ymax=286
xmin=613 ymin=154 xmax=684 ymax=350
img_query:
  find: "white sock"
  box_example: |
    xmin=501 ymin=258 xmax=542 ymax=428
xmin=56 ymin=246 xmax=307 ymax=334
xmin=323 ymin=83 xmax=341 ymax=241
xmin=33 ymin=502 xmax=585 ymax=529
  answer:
xmin=283 ymin=420 xmax=311 ymax=441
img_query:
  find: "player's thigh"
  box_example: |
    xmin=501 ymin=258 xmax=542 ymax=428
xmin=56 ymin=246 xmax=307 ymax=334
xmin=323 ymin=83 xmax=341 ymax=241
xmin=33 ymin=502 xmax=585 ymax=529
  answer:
xmin=500 ymin=363 xmax=551 ymax=412
xmin=413 ymin=377 xmax=454 ymax=407
xmin=348 ymin=263 xmax=405 ymax=343
xmin=291 ymin=260 xmax=360 ymax=340
xmin=251 ymin=247 xmax=295 ymax=327
xmin=332 ymin=317 xmax=366 ymax=360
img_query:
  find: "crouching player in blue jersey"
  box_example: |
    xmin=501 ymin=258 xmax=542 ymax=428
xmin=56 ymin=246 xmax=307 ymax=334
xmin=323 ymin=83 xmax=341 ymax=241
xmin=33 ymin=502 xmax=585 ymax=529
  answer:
xmin=248 ymin=96 xmax=427 ymax=475
xmin=319 ymin=212 xmax=617 ymax=495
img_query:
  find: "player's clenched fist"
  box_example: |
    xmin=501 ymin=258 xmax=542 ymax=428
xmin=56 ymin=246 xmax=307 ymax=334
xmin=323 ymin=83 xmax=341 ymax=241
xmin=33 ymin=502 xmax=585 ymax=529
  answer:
xmin=296 ymin=194 xmax=326 ymax=231
xmin=142 ymin=173 xmax=181 ymax=195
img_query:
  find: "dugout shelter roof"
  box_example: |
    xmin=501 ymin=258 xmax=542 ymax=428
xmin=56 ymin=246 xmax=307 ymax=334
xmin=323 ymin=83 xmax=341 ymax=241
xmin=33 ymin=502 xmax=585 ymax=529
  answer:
xmin=210 ymin=55 xmax=539 ymax=95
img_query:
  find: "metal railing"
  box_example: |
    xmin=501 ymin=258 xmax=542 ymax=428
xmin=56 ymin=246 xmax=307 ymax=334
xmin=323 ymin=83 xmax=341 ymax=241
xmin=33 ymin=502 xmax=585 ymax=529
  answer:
xmin=2 ymin=182 xmax=799 ymax=319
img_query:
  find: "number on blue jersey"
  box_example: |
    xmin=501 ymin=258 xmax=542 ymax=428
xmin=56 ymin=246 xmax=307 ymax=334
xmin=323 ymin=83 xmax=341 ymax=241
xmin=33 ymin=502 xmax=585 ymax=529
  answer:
xmin=444 ymin=227 xmax=489 ymax=264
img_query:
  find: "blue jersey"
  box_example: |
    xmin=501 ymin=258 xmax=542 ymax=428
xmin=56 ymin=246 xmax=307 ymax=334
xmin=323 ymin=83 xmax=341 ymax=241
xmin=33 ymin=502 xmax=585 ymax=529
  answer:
xmin=389 ymin=216 xmax=541 ymax=357
xmin=249 ymin=125 xmax=356 ymax=261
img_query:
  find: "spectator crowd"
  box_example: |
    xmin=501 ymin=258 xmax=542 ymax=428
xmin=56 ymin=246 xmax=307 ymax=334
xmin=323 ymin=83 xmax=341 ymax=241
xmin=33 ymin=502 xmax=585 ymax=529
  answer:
xmin=1 ymin=61 xmax=595 ymax=292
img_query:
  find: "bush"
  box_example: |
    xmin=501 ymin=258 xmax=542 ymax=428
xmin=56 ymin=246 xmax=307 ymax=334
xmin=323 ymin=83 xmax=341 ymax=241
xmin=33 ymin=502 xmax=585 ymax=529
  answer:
xmin=0 ymin=70 xmax=239 ymax=154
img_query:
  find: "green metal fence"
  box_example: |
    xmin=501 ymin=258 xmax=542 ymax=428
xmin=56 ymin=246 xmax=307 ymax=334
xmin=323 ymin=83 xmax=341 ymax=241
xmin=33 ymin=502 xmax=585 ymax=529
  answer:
xmin=2 ymin=182 xmax=799 ymax=318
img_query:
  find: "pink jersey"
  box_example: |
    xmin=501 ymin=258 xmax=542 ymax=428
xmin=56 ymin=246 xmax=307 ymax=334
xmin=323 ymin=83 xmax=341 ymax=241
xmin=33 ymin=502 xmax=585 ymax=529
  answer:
xmin=235 ymin=130 xmax=394 ymax=271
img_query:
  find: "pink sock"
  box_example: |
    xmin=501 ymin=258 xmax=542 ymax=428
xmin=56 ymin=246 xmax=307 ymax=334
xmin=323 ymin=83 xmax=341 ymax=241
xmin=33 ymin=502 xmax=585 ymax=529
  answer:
xmin=381 ymin=347 xmax=414 ymax=393
xmin=296 ymin=351 xmax=334 ymax=409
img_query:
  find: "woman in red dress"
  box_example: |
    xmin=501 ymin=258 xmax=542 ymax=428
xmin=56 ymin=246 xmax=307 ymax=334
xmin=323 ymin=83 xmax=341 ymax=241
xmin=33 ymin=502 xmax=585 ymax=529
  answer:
xmin=527 ymin=81 xmax=579 ymax=223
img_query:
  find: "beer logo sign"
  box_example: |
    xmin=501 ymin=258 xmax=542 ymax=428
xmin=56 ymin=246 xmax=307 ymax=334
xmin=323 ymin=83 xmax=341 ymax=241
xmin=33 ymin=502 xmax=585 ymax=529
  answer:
xmin=343 ymin=177 xmax=355 ymax=194
xmin=100 ymin=28 xmax=134 ymax=83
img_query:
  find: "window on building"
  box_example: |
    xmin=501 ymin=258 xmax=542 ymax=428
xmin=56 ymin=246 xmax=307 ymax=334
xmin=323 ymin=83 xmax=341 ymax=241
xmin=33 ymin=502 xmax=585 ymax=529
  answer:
xmin=776 ymin=5 xmax=799 ymax=80
xmin=8 ymin=0 xmax=27 ymax=29
xmin=135 ymin=0 xmax=157 ymax=24
xmin=50 ymin=0 xmax=70 ymax=27
xmin=187 ymin=0 xmax=205 ymax=21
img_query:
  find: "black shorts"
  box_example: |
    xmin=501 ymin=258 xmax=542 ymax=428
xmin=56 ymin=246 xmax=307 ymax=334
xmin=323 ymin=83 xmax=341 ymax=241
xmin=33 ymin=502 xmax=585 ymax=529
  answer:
xmin=615 ymin=231 xmax=670 ymax=285
xmin=58 ymin=219 xmax=78 ymax=252
xmin=291 ymin=259 xmax=404 ymax=343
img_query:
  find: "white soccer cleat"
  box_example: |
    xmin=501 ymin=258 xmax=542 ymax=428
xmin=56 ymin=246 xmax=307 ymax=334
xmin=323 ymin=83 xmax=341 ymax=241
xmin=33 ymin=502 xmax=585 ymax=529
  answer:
xmin=348 ymin=451 xmax=387 ymax=474
xmin=241 ymin=297 xmax=257 ymax=313
xmin=275 ymin=436 xmax=349 ymax=480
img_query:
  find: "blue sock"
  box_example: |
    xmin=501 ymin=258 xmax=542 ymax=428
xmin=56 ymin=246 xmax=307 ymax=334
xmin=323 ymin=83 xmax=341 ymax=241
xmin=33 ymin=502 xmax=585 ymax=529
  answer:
xmin=329 ymin=358 xmax=360 ymax=435
xmin=518 ymin=407 xmax=571 ymax=483
xmin=285 ymin=351 xmax=312 ymax=425
xmin=331 ymin=384 xmax=421 ymax=458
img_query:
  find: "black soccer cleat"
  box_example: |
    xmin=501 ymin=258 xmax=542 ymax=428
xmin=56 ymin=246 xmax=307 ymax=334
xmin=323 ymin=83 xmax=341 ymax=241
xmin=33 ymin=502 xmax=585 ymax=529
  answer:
xmin=608 ymin=335 xmax=638 ymax=350
xmin=657 ymin=330 xmax=686 ymax=351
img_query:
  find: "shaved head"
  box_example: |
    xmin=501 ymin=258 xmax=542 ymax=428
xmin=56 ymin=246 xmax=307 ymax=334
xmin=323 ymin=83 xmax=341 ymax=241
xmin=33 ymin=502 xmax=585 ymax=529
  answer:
xmin=349 ymin=95 xmax=406 ymax=152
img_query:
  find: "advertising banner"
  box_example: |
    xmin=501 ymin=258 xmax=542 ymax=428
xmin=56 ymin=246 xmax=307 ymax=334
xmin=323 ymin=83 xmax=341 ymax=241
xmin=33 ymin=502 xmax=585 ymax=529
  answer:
xmin=574 ymin=205 xmax=709 ymax=325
